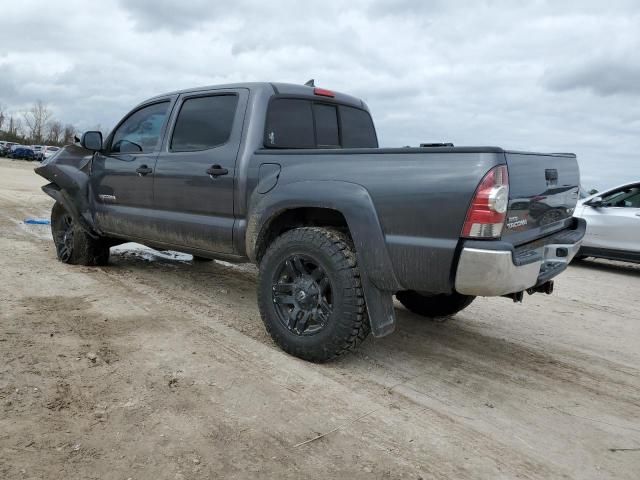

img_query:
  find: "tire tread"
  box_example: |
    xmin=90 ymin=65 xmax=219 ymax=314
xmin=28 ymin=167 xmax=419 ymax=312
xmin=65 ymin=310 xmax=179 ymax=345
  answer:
xmin=258 ymin=227 xmax=370 ymax=362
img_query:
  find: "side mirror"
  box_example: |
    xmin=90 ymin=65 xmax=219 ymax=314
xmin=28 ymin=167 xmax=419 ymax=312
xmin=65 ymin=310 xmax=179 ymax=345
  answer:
xmin=81 ymin=131 xmax=103 ymax=151
xmin=585 ymin=196 xmax=603 ymax=208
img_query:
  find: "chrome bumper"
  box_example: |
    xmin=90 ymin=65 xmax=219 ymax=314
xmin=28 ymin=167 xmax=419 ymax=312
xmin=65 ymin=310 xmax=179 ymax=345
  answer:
xmin=454 ymin=240 xmax=582 ymax=296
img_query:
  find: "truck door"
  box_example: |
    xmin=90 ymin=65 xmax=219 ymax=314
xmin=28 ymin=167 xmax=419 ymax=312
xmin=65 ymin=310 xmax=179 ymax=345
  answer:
xmin=91 ymin=99 xmax=173 ymax=239
xmin=151 ymin=89 xmax=248 ymax=253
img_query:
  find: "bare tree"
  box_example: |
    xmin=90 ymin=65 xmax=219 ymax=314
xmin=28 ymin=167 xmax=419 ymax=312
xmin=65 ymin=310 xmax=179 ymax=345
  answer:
xmin=47 ymin=120 xmax=64 ymax=145
xmin=8 ymin=116 xmax=21 ymax=136
xmin=0 ymin=104 xmax=5 ymax=132
xmin=63 ymin=124 xmax=77 ymax=144
xmin=23 ymin=100 xmax=52 ymax=144
xmin=1 ymin=116 xmax=24 ymax=143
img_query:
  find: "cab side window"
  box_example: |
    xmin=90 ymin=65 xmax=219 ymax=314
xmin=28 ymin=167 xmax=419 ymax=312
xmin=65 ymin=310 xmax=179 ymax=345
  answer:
xmin=170 ymin=95 xmax=239 ymax=152
xmin=110 ymin=101 xmax=170 ymax=154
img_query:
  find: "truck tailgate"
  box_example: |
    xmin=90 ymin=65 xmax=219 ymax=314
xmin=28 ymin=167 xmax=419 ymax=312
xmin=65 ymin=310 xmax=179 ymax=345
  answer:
xmin=502 ymin=152 xmax=580 ymax=245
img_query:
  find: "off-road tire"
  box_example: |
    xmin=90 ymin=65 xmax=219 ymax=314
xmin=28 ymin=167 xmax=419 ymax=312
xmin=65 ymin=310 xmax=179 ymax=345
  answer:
xmin=51 ymin=202 xmax=110 ymax=266
xmin=258 ymin=227 xmax=370 ymax=362
xmin=396 ymin=290 xmax=475 ymax=321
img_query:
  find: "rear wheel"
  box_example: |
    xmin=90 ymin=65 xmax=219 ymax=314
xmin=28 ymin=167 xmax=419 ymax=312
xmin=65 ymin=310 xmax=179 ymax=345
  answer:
xmin=396 ymin=290 xmax=475 ymax=321
xmin=258 ymin=227 xmax=370 ymax=362
xmin=51 ymin=202 xmax=110 ymax=266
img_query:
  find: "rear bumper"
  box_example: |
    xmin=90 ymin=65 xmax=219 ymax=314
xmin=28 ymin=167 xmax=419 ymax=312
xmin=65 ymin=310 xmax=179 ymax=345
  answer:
xmin=454 ymin=218 xmax=585 ymax=296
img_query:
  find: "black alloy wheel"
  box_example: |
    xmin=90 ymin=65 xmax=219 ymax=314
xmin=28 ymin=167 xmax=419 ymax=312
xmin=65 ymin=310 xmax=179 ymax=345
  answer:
xmin=50 ymin=201 xmax=110 ymax=266
xmin=56 ymin=213 xmax=75 ymax=262
xmin=271 ymin=254 xmax=333 ymax=336
xmin=257 ymin=227 xmax=371 ymax=362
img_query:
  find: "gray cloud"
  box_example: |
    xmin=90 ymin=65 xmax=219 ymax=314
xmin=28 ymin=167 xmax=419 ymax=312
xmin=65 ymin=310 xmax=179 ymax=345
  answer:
xmin=1 ymin=0 xmax=639 ymax=190
xmin=543 ymin=59 xmax=640 ymax=96
xmin=117 ymin=0 xmax=231 ymax=32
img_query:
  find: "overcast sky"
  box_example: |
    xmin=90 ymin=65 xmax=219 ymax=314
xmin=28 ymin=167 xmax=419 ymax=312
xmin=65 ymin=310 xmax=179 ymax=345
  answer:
xmin=1 ymin=0 xmax=638 ymax=189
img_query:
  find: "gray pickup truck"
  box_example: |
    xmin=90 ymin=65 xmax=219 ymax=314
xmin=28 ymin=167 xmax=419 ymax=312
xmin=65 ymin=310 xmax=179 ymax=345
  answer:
xmin=35 ymin=82 xmax=585 ymax=362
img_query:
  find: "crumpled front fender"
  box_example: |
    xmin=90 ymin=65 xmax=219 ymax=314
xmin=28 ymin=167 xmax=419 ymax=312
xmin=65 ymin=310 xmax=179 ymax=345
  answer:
xmin=34 ymin=145 xmax=100 ymax=237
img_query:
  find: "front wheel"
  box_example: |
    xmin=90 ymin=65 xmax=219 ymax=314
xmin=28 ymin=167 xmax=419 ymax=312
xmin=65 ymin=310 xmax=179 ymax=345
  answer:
xmin=396 ymin=291 xmax=475 ymax=321
xmin=257 ymin=227 xmax=370 ymax=362
xmin=51 ymin=202 xmax=110 ymax=266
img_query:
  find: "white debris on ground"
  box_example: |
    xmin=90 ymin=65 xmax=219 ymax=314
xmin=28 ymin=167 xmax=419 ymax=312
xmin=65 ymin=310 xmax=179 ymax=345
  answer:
xmin=111 ymin=242 xmax=193 ymax=262
xmin=110 ymin=242 xmax=257 ymax=273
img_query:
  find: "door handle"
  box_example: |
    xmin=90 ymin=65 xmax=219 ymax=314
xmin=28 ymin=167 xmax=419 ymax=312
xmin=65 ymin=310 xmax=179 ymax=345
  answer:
xmin=206 ymin=164 xmax=229 ymax=178
xmin=136 ymin=165 xmax=153 ymax=176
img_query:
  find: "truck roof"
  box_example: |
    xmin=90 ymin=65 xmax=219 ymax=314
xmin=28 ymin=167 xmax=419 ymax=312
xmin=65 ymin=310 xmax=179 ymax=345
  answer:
xmin=145 ymin=82 xmax=367 ymax=109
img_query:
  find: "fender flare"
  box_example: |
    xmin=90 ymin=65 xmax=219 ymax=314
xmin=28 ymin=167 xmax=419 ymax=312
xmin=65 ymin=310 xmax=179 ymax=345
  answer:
xmin=246 ymin=180 xmax=400 ymax=337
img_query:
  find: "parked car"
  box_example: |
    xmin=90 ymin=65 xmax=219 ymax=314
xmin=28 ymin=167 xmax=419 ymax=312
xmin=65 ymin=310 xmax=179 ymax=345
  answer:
xmin=574 ymin=181 xmax=640 ymax=263
xmin=43 ymin=146 xmax=61 ymax=159
xmin=0 ymin=141 xmax=12 ymax=152
xmin=35 ymin=81 xmax=585 ymax=362
xmin=0 ymin=142 xmax=16 ymax=156
xmin=31 ymin=145 xmax=45 ymax=161
xmin=10 ymin=146 xmax=36 ymax=161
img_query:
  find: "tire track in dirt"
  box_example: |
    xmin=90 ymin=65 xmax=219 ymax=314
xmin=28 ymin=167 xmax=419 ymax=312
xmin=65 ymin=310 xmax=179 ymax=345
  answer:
xmin=96 ymin=248 xmax=640 ymax=478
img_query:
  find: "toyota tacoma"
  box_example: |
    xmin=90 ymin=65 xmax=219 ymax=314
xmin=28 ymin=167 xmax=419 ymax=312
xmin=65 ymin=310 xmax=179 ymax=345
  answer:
xmin=35 ymin=82 xmax=585 ymax=361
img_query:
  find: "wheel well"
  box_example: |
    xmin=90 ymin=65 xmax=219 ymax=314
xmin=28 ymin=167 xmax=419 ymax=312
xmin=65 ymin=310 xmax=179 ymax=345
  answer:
xmin=255 ymin=207 xmax=350 ymax=262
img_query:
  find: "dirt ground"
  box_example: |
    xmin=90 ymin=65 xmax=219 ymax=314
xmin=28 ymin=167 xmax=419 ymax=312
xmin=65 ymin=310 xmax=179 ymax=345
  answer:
xmin=1 ymin=157 xmax=639 ymax=480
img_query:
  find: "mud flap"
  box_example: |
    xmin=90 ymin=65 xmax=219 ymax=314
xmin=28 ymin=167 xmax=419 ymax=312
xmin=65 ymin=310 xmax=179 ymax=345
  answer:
xmin=362 ymin=277 xmax=396 ymax=337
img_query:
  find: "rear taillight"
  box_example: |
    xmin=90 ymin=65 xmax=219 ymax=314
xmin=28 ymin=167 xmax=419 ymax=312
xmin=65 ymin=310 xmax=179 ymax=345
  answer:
xmin=462 ymin=165 xmax=509 ymax=239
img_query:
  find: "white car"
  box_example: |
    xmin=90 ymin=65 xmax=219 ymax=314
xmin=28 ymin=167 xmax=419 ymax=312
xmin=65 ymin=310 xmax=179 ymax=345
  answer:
xmin=31 ymin=145 xmax=45 ymax=160
xmin=43 ymin=146 xmax=61 ymax=159
xmin=574 ymin=181 xmax=640 ymax=263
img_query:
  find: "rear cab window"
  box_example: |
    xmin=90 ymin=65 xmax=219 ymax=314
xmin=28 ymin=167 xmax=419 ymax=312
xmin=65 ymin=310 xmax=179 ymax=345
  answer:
xmin=313 ymin=104 xmax=339 ymax=147
xmin=264 ymin=97 xmax=377 ymax=149
xmin=265 ymin=99 xmax=315 ymax=148
xmin=339 ymin=105 xmax=378 ymax=148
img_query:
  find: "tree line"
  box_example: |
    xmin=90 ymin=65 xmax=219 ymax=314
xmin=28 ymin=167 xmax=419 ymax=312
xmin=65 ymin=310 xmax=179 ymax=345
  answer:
xmin=0 ymin=101 xmax=79 ymax=147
